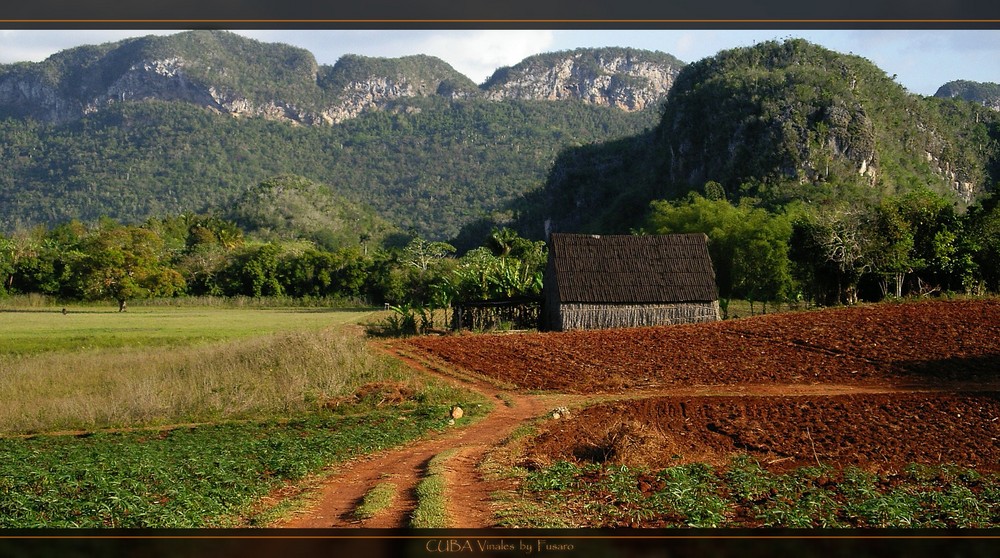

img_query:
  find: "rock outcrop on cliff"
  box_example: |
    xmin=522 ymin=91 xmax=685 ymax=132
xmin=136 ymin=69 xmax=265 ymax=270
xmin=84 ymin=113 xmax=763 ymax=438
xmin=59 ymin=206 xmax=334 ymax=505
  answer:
xmin=482 ymin=47 xmax=683 ymax=111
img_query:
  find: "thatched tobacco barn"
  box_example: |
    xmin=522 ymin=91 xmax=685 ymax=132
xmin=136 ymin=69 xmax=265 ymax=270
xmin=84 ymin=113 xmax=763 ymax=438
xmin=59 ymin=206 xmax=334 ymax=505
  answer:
xmin=543 ymin=233 xmax=720 ymax=331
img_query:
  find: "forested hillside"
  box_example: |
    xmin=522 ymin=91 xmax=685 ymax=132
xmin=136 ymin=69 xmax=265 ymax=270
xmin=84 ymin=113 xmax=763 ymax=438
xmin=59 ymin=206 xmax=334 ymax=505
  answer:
xmin=0 ymin=30 xmax=675 ymax=241
xmin=515 ymin=39 xmax=1000 ymax=239
xmin=225 ymin=175 xmax=398 ymax=250
xmin=503 ymin=39 xmax=1000 ymax=307
xmin=5 ymin=35 xmax=1000 ymax=310
xmin=0 ymin=97 xmax=654 ymax=240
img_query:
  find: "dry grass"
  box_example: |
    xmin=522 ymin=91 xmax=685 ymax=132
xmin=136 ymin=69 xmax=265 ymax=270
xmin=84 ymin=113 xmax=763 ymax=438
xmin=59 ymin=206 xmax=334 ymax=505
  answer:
xmin=0 ymin=319 xmax=408 ymax=435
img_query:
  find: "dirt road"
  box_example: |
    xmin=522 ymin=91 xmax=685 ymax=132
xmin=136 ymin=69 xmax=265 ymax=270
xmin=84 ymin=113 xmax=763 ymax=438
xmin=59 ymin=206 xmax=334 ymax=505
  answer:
xmin=272 ymin=347 xmax=575 ymax=528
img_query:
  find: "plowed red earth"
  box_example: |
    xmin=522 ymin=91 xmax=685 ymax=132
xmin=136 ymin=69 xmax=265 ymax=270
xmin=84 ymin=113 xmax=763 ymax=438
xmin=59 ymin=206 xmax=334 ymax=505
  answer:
xmin=403 ymin=299 xmax=1000 ymax=473
xmin=526 ymin=392 xmax=1000 ymax=472
xmin=406 ymin=299 xmax=1000 ymax=392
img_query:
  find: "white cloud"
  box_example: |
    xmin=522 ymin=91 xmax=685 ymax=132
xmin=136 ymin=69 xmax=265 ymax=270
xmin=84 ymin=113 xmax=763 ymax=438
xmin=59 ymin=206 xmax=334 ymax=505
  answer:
xmin=396 ymin=30 xmax=556 ymax=83
xmin=671 ymin=33 xmax=701 ymax=61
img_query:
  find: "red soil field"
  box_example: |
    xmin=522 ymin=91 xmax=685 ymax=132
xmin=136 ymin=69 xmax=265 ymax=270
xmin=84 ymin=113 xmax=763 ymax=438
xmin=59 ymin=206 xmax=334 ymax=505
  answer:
xmin=404 ymin=299 xmax=1000 ymax=471
xmin=526 ymin=392 xmax=1000 ymax=472
xmin=406 ymin=299 xmax=1000 ymax=393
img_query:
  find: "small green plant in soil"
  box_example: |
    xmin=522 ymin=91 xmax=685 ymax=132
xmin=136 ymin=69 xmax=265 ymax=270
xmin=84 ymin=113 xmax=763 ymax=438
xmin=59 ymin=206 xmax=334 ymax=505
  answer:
xmin=647 ymin=464 xmax=728 ymax=527
xmin=514 ymin=456 xmax=1000 ymax=528
xmin=0 ymin=411 xmax=454 ymax=528
xmin=0 ymin=303 xmax=489 ymax=528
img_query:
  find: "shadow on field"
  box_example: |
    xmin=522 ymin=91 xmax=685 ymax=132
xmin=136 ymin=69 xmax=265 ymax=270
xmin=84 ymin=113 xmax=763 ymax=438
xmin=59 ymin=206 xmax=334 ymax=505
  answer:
xmin=0 ymin=308 xmax=120 ymax=314
xmin=894 ymin=353 xmax=1000 ymax=384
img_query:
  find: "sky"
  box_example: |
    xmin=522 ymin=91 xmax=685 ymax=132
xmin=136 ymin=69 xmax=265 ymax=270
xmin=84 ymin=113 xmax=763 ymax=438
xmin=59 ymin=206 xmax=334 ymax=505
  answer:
xmin=0 ymin=29 xmax=997 ymax=96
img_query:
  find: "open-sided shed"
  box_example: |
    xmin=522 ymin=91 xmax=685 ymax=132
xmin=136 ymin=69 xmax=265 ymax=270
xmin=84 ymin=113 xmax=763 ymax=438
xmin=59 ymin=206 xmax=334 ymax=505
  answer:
xmin=543 ymin=233 xmax=720 ymax=331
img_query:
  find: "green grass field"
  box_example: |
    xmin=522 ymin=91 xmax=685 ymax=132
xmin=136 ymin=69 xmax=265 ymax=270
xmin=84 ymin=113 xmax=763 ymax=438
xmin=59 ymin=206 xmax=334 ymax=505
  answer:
xmin=0 ymin=303 xmax=486 ymax=527
xmin=0 ymin=305 xmax=371 ymax=356
xmin=0 ymin=306 xmax=396 ymax=434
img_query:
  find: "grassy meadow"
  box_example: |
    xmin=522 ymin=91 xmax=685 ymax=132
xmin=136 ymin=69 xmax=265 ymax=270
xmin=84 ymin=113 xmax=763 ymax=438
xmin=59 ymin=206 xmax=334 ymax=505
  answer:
xmin=0 ymin=303 xmax=367 ymax=356
xmin=0 ymin=302 xmax=486 ymax=527
xmin=0 ymin=305 xmax=388 ymax=433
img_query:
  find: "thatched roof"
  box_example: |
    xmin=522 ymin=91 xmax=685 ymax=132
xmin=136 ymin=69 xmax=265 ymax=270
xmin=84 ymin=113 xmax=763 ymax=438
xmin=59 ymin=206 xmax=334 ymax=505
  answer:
xmin=546 ymin=233 xmax=718 ymax=303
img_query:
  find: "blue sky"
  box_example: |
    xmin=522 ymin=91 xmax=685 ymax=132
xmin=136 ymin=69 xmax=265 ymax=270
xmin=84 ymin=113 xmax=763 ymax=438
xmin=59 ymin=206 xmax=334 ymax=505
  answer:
xmin=0 ymin=29 xmax=997 ymax=96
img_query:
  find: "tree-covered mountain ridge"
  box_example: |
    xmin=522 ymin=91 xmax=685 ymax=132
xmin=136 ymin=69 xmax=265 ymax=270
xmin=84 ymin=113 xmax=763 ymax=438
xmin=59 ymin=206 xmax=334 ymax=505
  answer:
xmin=512 ymin=39 xmax=1000 ymax=239
xmin=0 ymin=30 xmax=683 ymax=125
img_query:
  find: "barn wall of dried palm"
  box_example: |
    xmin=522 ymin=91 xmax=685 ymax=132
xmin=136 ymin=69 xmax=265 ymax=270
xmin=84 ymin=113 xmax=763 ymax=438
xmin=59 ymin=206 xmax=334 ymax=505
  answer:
xmin=555 ymin=301 xmax=721 ymax=331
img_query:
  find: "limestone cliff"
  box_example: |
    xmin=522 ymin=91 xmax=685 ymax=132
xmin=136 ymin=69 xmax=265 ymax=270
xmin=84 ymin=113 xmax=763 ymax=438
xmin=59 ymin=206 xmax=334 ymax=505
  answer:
xmin=315 ymin=54 xmax=481 ymax=124
xmin=482 ymin=48 xmax=683 ymax=111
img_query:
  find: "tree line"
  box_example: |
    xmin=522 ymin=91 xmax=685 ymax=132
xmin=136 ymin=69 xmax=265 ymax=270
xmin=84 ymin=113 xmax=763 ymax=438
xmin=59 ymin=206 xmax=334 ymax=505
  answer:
xmin=0 ymin=216 xmax=547 ymax=314
xmin=5 ymin=185 xmax=999 ymax=318
xmin=643 ymin=184 xmax=1000 ymax=315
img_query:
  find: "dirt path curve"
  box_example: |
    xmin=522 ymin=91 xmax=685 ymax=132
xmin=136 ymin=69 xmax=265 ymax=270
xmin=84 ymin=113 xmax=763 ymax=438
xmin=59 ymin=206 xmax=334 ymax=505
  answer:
xmin=271 ymin=344 xmax=579 ymax=529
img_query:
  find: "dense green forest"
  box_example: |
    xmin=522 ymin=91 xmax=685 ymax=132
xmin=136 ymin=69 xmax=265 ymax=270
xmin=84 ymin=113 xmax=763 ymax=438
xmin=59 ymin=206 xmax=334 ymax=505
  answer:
xmin=641 ymin=188 xmax=1000 ymax=311
xmin=513 ymin=40 xmax=1000 ymax=241
xmin=0 ymin=97 xmax=655 ymax=240
xmin=500 ymin=40 xmax=1000 ymax=307
xmin=225 ymin=175 xmax=399 ymax=250
xmin=5 ymin=184 xmax=1000 ymax=319
xmin=0 ymin=208 xmax=548 ymax=324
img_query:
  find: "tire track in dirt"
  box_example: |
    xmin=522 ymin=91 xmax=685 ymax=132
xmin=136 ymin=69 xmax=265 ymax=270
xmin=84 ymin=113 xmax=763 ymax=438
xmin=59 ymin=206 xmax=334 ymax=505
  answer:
xmin=271 ymin=344 xmax=575 ymax=528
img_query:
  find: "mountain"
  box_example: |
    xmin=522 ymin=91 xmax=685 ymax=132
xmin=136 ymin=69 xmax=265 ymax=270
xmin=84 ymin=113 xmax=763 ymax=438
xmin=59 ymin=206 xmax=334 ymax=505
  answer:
xmin=4 ymin=33 xmax=997 ymax=249
xmin=482 ymin=47 xmax=683 ymax=111
xmin=0 ymin=31 xmax=329 ymax=124
xmin=316 ymin=54 xmax=481 ymax=123
xmin=935 ymin=80 xmax=1000 ymax=112
xmin=0 ymin=30 xmax=681 ymax=126
xmin=0 ymin=31 xmax=674 ymax=239
xmin=510 ymin=39 xmax=1000 ymax=238
xmin=658 ymin=39 xmax=997 ymax=205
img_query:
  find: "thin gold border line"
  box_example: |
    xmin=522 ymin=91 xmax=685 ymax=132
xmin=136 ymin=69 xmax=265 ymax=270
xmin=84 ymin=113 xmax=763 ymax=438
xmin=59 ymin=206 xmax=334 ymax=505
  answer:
xmin=1 ymin=19 xmax=999 ymax=23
